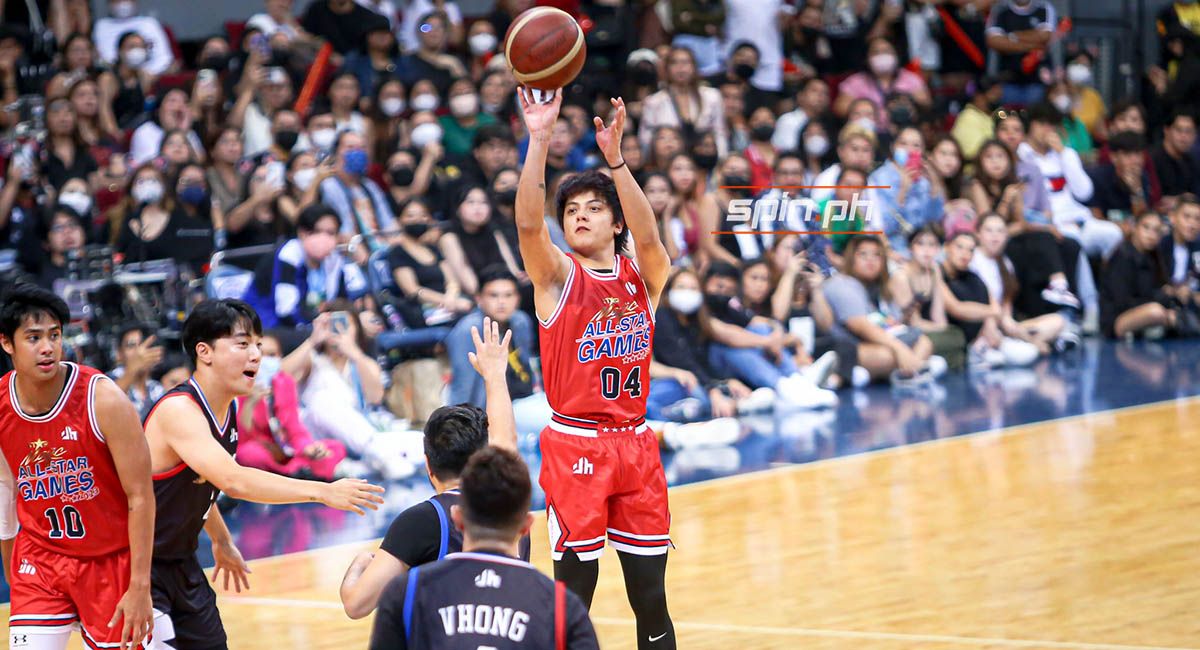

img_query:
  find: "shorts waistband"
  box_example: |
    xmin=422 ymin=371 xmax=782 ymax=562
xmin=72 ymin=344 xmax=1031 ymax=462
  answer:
xmin=549 ymin=412 xmax=649 ymax=438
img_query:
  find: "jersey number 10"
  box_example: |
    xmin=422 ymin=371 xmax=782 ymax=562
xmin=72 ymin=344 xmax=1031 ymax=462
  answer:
xmin=599 ymin=366 xmax=643 ymax=401
xmin=44 ymin=505 xmax=86 ymax=539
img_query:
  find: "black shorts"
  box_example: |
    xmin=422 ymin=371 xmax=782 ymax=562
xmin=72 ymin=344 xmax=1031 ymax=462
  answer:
xmin=151 ymin=556 xmax=227 ymax=650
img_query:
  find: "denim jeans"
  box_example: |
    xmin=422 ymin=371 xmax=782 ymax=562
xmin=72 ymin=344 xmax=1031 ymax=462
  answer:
xmin=1002 ymin=83 xmax=1045 ymax=106
xmin=646 ymin=378 xmax=711 ymax=421
xmin=707 ymin=323 xmax=798 ymax=389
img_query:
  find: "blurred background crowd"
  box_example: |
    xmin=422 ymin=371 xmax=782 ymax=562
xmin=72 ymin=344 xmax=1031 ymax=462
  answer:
xmin=1 ymin=0 xmax=1199 ymax=481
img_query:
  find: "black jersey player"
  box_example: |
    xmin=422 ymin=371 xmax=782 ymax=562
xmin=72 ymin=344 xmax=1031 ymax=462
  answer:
xmin=142 ymin=299 xmax=384 ymax=649
xmin=370 ymin=445 xmax=598 ymax=650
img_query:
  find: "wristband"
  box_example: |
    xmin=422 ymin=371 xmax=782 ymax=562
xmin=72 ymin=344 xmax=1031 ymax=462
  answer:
xmin=607 ymin=160 xmax=627 ymax=171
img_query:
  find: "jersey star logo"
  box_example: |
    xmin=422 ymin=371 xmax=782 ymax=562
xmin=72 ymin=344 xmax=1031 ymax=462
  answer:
xmin=21 ymin=438 xmax=66 ymax=469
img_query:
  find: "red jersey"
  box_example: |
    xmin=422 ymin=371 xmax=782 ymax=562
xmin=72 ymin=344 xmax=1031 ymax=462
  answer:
xmin=539 ymin=254 xmax=655 ymax=425
xmin=0 ymin=362 xmax=129 ymax=557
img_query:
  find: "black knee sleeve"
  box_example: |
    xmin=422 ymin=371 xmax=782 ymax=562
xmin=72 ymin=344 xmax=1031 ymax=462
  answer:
xmin=618 ymin=552 xmax=675 ymax=649
xmin=553 ymin=550 xmax=600 ymax=610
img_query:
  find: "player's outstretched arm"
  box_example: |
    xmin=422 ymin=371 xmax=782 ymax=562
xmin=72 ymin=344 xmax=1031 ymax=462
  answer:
xmin=340 ymin=548 xmax=407 ymax=619
xmin=149 ymin=398 xmax=385 ymax=512
xmin=595 ymin=97 xmax=671 ymax=307
xmin=94 ymin=378 xmax=154 ymax=649
xmin=468 ymin=316 xmax=517 ymax=451
xmin=515 ymin=86 xmax=570 ymax=290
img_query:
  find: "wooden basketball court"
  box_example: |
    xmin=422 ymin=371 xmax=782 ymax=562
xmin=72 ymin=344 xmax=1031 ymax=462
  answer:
xmin=8 ymin=397 xmax=1200 ymax=649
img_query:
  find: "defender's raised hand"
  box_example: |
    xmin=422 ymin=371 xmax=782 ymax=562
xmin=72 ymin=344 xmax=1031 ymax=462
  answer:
xmin=594 ymin=97 xmax=627 ymax=166
xmin=517 ymin=86 xmax=562 ymax=142
xmin=468 ymin=316 xmax=513 ymax=381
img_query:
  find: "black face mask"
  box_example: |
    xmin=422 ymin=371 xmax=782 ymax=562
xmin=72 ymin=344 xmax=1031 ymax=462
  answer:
xmin=889 ymin=105 xmax=915 ymax=127
xmin=493 ymin=188 xmax=517 ymax=206
xmin=200 ymin=53 xmax=230 ymax=71
xmin=751 ymin=125 xmax=775 ymax=142
xmin=723 ymin=174 xmax=751 ymax=190
xmin=694 ymin=153 xmax=718 ymax=170
xmin=274 ymin=129 xmax=299 ymax=152
xmin=705 ymin=293 xmax=733 ymax=311
xmin=390 ymin=167 xmax=415 ymax=187
xmin=734 ymin=63 xmax=756 ymax=81
xmin=632 ymin=64 xmax=659 ymax=86
xmin=403 ymin=222 xmax=430 ymax=238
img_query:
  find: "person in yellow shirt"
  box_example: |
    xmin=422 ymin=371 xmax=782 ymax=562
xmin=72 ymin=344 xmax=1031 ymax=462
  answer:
xmin=1065 ymin=51 xmax=1108 ymax=141
xmin=951 ymin=76 xmax=1003 ymax=164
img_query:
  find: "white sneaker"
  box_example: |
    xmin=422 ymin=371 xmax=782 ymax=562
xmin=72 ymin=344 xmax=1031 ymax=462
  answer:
xmin=1041 ymin=285 xmax=1081 ymax=309
xmin=737 ymin=387 xmax=777 ymax=414
xmin=851 ymin=365 xmax=872 ymax=388
xmin=777 ymin=374 xmax=839 ymax=409
xmin=798 ymin=351 xmax=839 ymax=387
xmin=1000 ymin=338 xmax=1040 ymax=366
xmin=984 ymin=347 xmax=1007 ymax=367
xmin=925 ymin=355 xmax=948 ymax=378
xmin=661 ymin=418 xmax=742 ymax=450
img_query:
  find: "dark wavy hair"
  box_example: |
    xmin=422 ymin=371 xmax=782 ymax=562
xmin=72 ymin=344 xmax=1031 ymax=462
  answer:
xmin=555 ymin=169 xmax=629 ymax=253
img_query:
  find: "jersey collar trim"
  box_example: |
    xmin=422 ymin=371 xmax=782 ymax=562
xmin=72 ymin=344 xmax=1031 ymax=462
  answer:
xmin=444 ymin=551 xmax=534 ymax=568
xmin=188 ymin=378 xmax=232 ymax=435
xmin=9 ymin=362 xmax=78 ymax=423
xmin=577 ymin=254 xmax=621 ymax=281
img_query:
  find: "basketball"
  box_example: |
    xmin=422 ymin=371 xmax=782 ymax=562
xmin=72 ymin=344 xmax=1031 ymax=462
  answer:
xmin=504 ymin=7 xmax=587 ymax=91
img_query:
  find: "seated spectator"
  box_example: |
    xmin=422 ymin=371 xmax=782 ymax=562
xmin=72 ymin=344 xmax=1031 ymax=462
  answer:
xmin=1151 ymin=110 xmax=1200 ymax=203
xmin=440 ymin=186 xmax=525 ymax=296
xmin=822 ymin=235 xmax=941 ymax=386
xmin=207 ymin=127 xmax=248 ymax=213
xmin=397 ymin=11 xmax=465 ymax=97
xmin=984 ymin=0 xmax=1057 ymax=105
xmin=994 ymin=111 xmax=1054 ymax=224
xmin=93 ymin=0 xmax=177 ymax=76
xmin=190 ymin=66 xmax=230 ymax=148
xmin=1160 ymin=195 xmax=1200 ymax=288
xmin=281 ymin=303 xmax=419 ymax=480
xmin=445 ymin=267 xmax=548 ymax=434
xmin=704 ymin=262 xmax=837 ymax=407
xmin=159 ymin=128 xmax=203 ymax=172
xmin=951 ymin=76 xmax=1003 ymax=163
xmin=269 ymin=203 xmax=367 ymax=327
xmin=45 ymin=34 xmax=103 ymax=100
xmin=231 ymin=52 xmax=298 ymax=157
xmin=810 ymin=123 xmax=877 ymax=203
xmin=341 ymin=14 xmax=400 ymax=99
xmin=326 ymin=71 xmax=367 ymax=137
xmin=1087 ymin=130 xmax=1157 ymax=224
xmin=1046 ymin=80 xmax=1095 ymax=160
xmin=367 ymin=77 xmax=408 ymax=160
xmin=35 ymin=205 xmax=88 ymax=290
xmin=246 ymin=0 xmax=311 ymax=45
xmin=41 ymin=97 xmax=98 ymax=191
xmin=108 ymin=323 xmax=166 ymax=420
xmin=130 ymin=88 xmax=206 ymax=167
xmin=236 ymin=334 xmax=349 ymax=480
xmin=1101 ymin=211 xmax=1199 ymax=338
xmin=171 ymin=162 xmax=219 ymax=227
xmin=399 ymin=0 xmax=465 ymax=54
xmin=1064 ymin=51 xmax=1107 ymax=141
xmin=834 ymin=37 xmax=932 ymax=132
xmin=744 ymin=106 xmax=779 ymax=190
xmin=640 ymin=46 xmax=728 ymax=158
xmin=114 ymin=163 xmax=213 ymax=273
xmin=664 ymin=154 xmax=721 ymax=266
xmin=383 ymin=146 xmax=439 ymax=213
xmin=929 ymin=135 xmax=975 ymax=235
xmin=387 ymin=198 xmax=472 ymax=326
xmin=300 ymin=0 xmax=382 ymax=57
xmin=647 ymin=267 xmax=760 ymax=421
xmin=889 ymin=226 xmax=967 ymax=370
xmin=645 ymin=125 xmax=686 ymax=174
xmin=226 ymin=160 xmax=292 ymax=249
xmin=797 ymin=121 xmax=832 ymax=185
xmin=439 ymin=78 xmax=497 ymax=158
xmin=1018 ymin=102 xmax=1123 ymax=260
xmin=869 ymin=126 xmax=946 ymax=258
xmin=69 ymin=77 xmax=123 ymax=160
xmin=969 ymin=214 xmax=1070 ymax=352
xmin=772 ymin=77 xmax=831 ymax=153
xmin=706 ymin=41 xmax=778 ymax=113
xmin=318 ymin=130 xmax=396 ymax=253
xmin=155 ymin=355 xmax=192 ymax=391
xmin=101 ymin=31 xmax=154 ymax=130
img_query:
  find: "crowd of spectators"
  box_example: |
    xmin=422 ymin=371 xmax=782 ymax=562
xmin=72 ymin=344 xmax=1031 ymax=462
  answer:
xmin=3 ymin=0 xmax=1200 ymax=477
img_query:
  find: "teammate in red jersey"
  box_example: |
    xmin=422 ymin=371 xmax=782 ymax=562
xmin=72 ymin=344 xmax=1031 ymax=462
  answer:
xmin=515 ymin=87 xmax=675 ymax=650
xmin=0 ymin=284 xmax=155 ymax=650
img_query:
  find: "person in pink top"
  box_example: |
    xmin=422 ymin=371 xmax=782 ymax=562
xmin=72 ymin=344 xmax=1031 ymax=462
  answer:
xmin=236 ymin=335 xmax=348 ymax=480
xmin=834 ymin=37 xmax=932 ymax=132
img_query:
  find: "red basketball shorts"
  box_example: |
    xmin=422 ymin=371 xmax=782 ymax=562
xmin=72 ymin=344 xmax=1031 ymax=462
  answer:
xmin=8 ymin=535 xmax=144 ymax=649
xmin=539 ymin=416 xmax=671 ymax=561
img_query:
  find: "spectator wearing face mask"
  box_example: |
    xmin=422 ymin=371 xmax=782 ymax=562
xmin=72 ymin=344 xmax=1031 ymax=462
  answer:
xmin=318 ymin=130 xmax=397 ymax=253
xmin=641 ymin=46 xmax=728 ymax=158
xmin=707 ymin=42 xmax=778 ymax=115
xmin=93 ymin=0 xmax=177 ymax=76
xmin=772 ymin=77 xmax=831 ymax=152
xmin=1045 ymin=81 xmax=1094 ymax=159
xmin=268 ymin=203 xmax=368 ymax=327
xmin=300 ymin=110 xmax=338 ymax=154
xmin=835 ymin=38 xmax=931 ymax=133
xmin=384 ymin=147 xmax=440 ymax=214
xmin=367 ymin=77 xmax=408 ymax=159
xmin=464 ymin=20 xmax=500 ymax=80
xmin=744 ymin=107 xmax=779 ymax=190
xmin=1063 ymin=52 xmax=1107 ymax=141
xmin=104 ymin=31 xmax=155 ymax=129
xmin=114 ymin=163 xmax=214 ymax=274
xmin=868 ymin=126 xmax=947 ymax=258
xmin=439 ymin=78 xmax=496 ymax=157
xmin=722 ymin=0 xmax=791 ymax=92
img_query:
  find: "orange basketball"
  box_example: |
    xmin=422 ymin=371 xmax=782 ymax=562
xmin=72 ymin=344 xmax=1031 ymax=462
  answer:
xmin=504 ymin=7 xmax=587 ymax=91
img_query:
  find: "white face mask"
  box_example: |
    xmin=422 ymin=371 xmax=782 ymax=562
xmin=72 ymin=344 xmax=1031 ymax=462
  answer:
xmin=411 ymin=93 xmax=439 ymax=112
xmin=255 ymin=355 xmax=282 ymax=388
xmin=132 ymin=179 xmax=163 ymax=205
xmin=124 ymin=47 xmax=148 ymax=68
xmin=469 ymin=32 xmax=498 ymax=57
xmin=411 ymin=122 xmax=443 ymax=149
xmin=379 ymin=97 xmax=406 ymax=117
xmin=1051 ymin=94 xmax=1072 ymax=113
xmin=309 ymin=128 xmax=336 ymax=150
xmin=853 ymin=117 xmax=877 ymax=132
xmin=1066 ymin=63 xmax=1092 ymax=86
xmin=449 ymin=94 xmax=479 ymax=117
xmin=58 ymin=191 xmax=93 ymax=216
xmin=668 ymin=288 xmax=703 ymax=315
xmin=804 ymin=135 xmax=829 ymax=157
xmin=292 ymin=167 xmax=317 ymax=192
xmin=111 ymin=0 xmax=137 ymax=18
xmin=868 ymin=53 xmax=897 ymax=75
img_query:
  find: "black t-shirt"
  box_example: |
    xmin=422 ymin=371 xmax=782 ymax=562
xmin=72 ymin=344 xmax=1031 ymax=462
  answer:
xmin=450 ymin=221 xmax=506 ymax=280
xmin=705 ymin=293 xmax=754 ymax=328
xmin=41 ymin=145 xmax=98 ymax=190
xmin=652 ymin=307 xmax=715 ymax=388
xmin=371 ymin=551 xmax=598 ymax=650
xmin=946 ymin=269 xmax=991 ymax=342
xmin=1085 ymin=163 xmax=1147 ymax=215
xmin=985 ymin=0 xmax=1055 ymax=84
xmin=939 ymin=4 xmax=989 ymax=74
xmin=1151 ymin=145 xmax=1200 ymax=197
xmin=116 ymin=207 xmax=213 ymax=273
xmin=387 ymin=243 xmax=446 ymax=294
xmin=381 ymin=491 xmax=531 ymax=568
xmin=398 ymin=54 xmax=458 ymax=98
xmin=301 ymin=0 xmax=380 ymax=54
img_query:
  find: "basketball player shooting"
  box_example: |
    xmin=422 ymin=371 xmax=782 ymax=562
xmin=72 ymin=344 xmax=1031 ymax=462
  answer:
xmin=515 ymin=87 xmax=675 ymax=649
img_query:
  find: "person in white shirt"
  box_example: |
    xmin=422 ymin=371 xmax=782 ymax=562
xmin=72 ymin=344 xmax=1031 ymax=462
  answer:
xmin=772 ymin=77 xmax=831 ymax=152
xmin=246 ymin=0 xmax=311 ymax=44
xmin=1017 ymin=102 xmax=1123 ymax=260
xmin=93 ymin=0 xmax=176 ymax=77
xmin=129 ymin=89 xmax=206 ymax=166
xmin=811 ymin=123 xmax=877 ymax=203
xmin=398 ymin=0 xmax=463 ymax=53
xmin=722 ymin=0 xmax=792 ymax=91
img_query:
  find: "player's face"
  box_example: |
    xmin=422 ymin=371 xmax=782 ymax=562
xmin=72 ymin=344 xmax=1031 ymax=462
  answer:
xmin=210 ymin=327 xmax=263 ymax=395
xmin=0 ymin=313 xmax=64 ymax=382
xmin=563 ymin=191 xmax=621 ymax=257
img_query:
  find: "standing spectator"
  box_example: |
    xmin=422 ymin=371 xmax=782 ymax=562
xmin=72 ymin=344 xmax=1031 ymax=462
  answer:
xmin=984 ymin=0 xmax=1057 ymax=105
xmin=1087 ymin=130 xmax=1156 ymax=224
xmin=397 ymin=11 xmax=466 ymax=97
xmin=640 ymin=46 xmax=728 ymax=158
xmin=773 ymin=77 xmax=831 ymax=153
xmin=1151 ymin=110 xmax=1200 ymax=202
xmin=723 ymin=0 xmax=791 ymax=92
xmin=93 ymin=0 xmax=177 ymax=76
xmin=342 ymin=15 xmax=401 ymax=106
xmin=1018 ymin=102 xmax=1123 ymax=260
xmin=1101 ymin=211 xmax=1196 ymax=338
xmin=951 ymin=76 xmax=1003 ymax=162
xmin=869 ymin=126 xmax=946 ymax=258
xmin=399 ymin=0 xmax=464 ymax=54
xmin=269 ymin=203 xmax=368 ymax=327
xmin=834 ymin=37 xmax=932 ymax=132
xmin=301 ymin=0 xmax=382 ymax=57
xmin=108 ymin=324 xmax=166 ymax=420
xmin=669 ymin=0 xmax=725 ymax=75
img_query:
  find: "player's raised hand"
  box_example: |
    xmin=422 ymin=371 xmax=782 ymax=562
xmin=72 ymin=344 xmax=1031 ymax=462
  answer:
xmin=517 ymin=86 xmax=561 ymax=141
xmin=593 ymin=97 xmax=627 ymax=166
xmin=322 ymin=478 xmax=385 ymax=515
xmin=468 ymin=316 xmax=513 ymax=381
xmin=211 ymin=538 xmax=252 ymax=593
xmin=108 ymin=584 xmax=153 ymax=650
